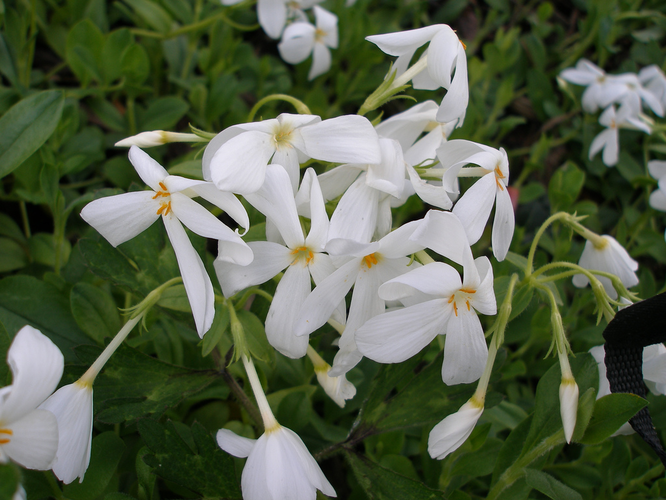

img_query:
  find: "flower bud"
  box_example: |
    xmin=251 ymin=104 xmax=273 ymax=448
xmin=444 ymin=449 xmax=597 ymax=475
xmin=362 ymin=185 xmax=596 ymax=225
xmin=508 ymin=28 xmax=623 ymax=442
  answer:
xmin=115 ymin=131 xmax=203 ymax=148
xmin=314 ymin=365 xmax=356 ymax=408
xmin=559 ymin=377 xmax=579 ymax=443
xmin=428 ymin=399 xmax=483 ymax=460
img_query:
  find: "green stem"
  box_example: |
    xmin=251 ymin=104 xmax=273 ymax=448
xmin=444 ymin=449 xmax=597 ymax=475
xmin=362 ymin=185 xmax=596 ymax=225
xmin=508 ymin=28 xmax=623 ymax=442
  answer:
xmin=525 ymin=212 xmax=570 ymax=277
xmin=246 ymin=94 xmax=311 ymax=122
xmin=19 ymin=200 xmax=31 ymax=239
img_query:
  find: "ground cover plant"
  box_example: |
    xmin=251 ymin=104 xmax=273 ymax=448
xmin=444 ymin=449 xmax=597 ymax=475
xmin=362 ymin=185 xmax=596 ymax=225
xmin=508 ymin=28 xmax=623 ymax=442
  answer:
xmin=2 ymin=0 xmax=666 ymax=499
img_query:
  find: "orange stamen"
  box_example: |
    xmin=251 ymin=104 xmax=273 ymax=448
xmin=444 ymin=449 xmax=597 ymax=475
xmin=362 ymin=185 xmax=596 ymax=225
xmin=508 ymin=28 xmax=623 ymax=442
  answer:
xmin=460 ymin=40 xmax=467 ymax=50
xmin=460 ymin=288 xmax=476 ymax=294
xmin=453 ymin=301 xmax=458 ymax=316
xmin=466 ymin=300 xmax=471 ymax=311
xmin=0 ymin=428 xmax=11 ymax=445
xmin=0 ymin=439 xmax=9 ymax=445
xmin=363 ymin=253 xmax=379 ymax=269
xmin=290 ymin=246 xmax=315 ymax=265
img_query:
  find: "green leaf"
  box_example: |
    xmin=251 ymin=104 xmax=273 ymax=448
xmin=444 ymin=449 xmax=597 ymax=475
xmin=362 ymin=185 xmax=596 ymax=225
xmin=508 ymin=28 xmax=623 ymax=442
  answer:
xmin=66 ymin=19 xmax=105 ymax=85
xmin=237 ymin=309 xmax=272 ymax=363
xmin=157 ymin=284 xmax=190 ymax=312
xmin=70 ymin=282 xmax=122 ymax=345
xmin=201 ymin=304 xmax=230 ymax=357
xmin=548 ymin=162 xmax=585 ymax=213
xmin=0 ymin=275 xmax=90 ymax=361
xmin=579 ymin=393 xmax=648 ymax=445
xmin=75 ymin=342 xmax=216 ymax=423
xmin=139 ymin=420 xmax=242 ymax=498
xmin=358 ymin=354 xmax=474 ymax=433
xmin=78 ymin=236 xmax=147 ymax=293
xmin=346 ymin=450 xmax=446 ymax=499
xmin=0 ymin=213 xmax=26 ymax=244
xmin=138 ymin=96 xmax=189 ymax=131
xmin=28 ymin=232 xmax=72 ymax=268
xmin=125 ymin=0 xmax=173 ymax=33
xmin=524 ymin=468 xmax=582 ymax=500
xmin=0 ymin=321 xmax=10 ymax=385
xmin=121 ymin=44 xmax=150 ymax=85
xmin=167 ymin=159 xmax=204 ymax=179
xmin=0 ymin=463 xmax=20 ymax=500
xmin=0 ymin=90 xmax=64 ymax=179
xmin=102 ymin=28 xmax=132 ymax=84
xmin=63 ymin=432 xmax=126 ymax=500
xmin=0 ymin=237 xmax=27 ymax=272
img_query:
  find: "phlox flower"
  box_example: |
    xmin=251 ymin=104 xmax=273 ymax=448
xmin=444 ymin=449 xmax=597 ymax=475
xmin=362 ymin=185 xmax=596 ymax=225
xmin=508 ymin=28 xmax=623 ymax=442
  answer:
xmin=572 ymin=234 xmax=638 ymax=299
xmin=295 ymin=221 xmax=426 ymax=376
xmin=437 ymin=139 xmax=514 ymax=261
xmin=217 ymin=425 xmax=336 ymax=500
xmin=81 ymin=146 xmax=253 ymax=337
xmin=203 ymin=114 xmax=381 ymax=194
xmin=588 ymin=105 xmax=651 ymax=167
xmin=366 ymin=24 xmax=468 ymax=125
xmin=215 ymin=166 xmax=338 ymax=358
xmin=220 ymin=0 xmax=323 ymax=39
xmin=0 ymin=326 xmax=63 ymax=470
xmin=560 ymin=59 xmax=629 ymax=113
xmin=308 ymin=345 xmax=356 ymax=408
xmin=613 ymin=72 xmax=664 ymax=118
xmin=428 ymin=399 xmax=483 ymax=460
xmin=355 ymin=241 xmax=496 ymax=385
xmin=278 ymin=6 xmax=338 ymax=80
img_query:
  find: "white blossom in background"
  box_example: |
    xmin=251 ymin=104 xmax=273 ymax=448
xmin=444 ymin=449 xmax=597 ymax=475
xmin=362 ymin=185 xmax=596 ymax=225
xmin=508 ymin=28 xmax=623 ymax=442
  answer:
xmin=366 ymin=24 xmax=469 ymax=125
xmin=0 ymin=326 xmax=63 ymax=470
xmin=278 ymin=6 xmax=338 ymax=80
xmin=572 ymin=234 xmax=638 ymax=299
xmin=307 ymin=346 xmax=356 ymax=407
xmin=588 ymin=105 xmax=651 ymax=167
xmin=437 ymin=140 xmax=514 ymax=261
xmin=81 ymin=146 xmax=253 ymax=337
xmin=203 ymin=114 xmax=381 ymax=194
xmin=217 ymin=426 xmax=336 ymax=500
xmin=428 ymin=399 xmax=483 ymax=460
xmin=648 ymin=160 xmax=666 ymax=216
xmin=215 ymin=166 xmax=340 ymax=358
xmin=559 ymin=59 xmax=629 ymax=113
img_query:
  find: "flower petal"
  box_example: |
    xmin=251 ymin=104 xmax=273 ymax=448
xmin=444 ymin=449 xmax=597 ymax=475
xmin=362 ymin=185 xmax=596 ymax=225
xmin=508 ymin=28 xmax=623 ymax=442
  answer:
xmin=309 ymin=42 xmax=331 ymax=80
xmin=39 ymin=383 xmax=93 ymax=484
xmin=187 ymin=183 xmax=250 ymax=230
xmin=452 ymin=172 xmax=496 ymax=245
xmin=356 ymin=299 xmax=448 ymax=363
xmin=3 ymin=409 xmax=58 ymax=470
xmin=266 ymin=264 xmax=312 ymax=358
xmin=379 ymin=262 xmax=461 ymax=300
xmin=491 ymin=182 xmax=515 ymax=261
xmin=80 ymin=191 xmax=160 ymax=247
xmin=409 ymin=210 xmax=469 ymax=264
xmin=128 ymin=146 xmax=168 ymax=191
xmin=163 ymin=216 xmax=215 ymax=337
xmin=278 ymin=22 xmax=315 ymax=64
xmin=0 ymin=326 xmax=63 ymax=424
xmin=216 ymin=428 xmax=256 ymax=458
xmin=441 ymin=311 xmax=487 ymax=385
xmin=300 ymin=115 xmax=381 ymax=165
xmin=257 ymin=0 xmax=288 ymax=39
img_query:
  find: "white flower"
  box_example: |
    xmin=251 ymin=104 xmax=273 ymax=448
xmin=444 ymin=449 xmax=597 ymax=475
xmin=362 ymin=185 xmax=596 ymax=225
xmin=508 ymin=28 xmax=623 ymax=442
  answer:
xmin=215 ymin=166 xmax=338 ymax=358
xmin=295 ymin=220 xmax=426 ymax=376
xmin=437 ymin=140 xmax=514 ymax=261
xmin=39 ymin=382 xmax=93 ymax=484
xmin=278 ymin=6 xmax=338 ymax=80
xmin=648 ymin=160 xmax=666 ymax=213
xmin=355 ymin=249 xmax=496 ymax=385
xmin=216 ymin=426 xmax=336 ymax=500
xmin=314 ymin=367 xmax=356 ymax=408
xmin=366 ymin=24 xmax=468 ymax=125
xmin=0 ymin=326 xmax=63 ymax=470
xmin=81 ymin=146 xmax=252 ymax=337
xmin=588 ymin=105 xmax=650 ymax=167
xmin=559 ymin=378 xmax=579 ymax=444
xmin=572 ymin=235 xmax=638 ymax=299
xmin=428 ymin=399 xmax=483 ymax=460
xmin=560 ymin=59 xmax=629 ymax=113
xmin=13 ymin=485 xmax=26 ymax=500
xmin=203 ymin=114 xmax=381 ymax=194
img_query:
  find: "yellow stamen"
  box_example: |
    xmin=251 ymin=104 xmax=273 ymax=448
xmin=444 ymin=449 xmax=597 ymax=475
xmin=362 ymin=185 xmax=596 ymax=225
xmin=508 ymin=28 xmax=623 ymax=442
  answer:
xmin=453 ymin=301 xmax=458 ymax=316
xmin=156 ymin=200 xmax=172 ymax=216
xmin=460 ymin=40 xmax=467 ymax=50
xmin=363 ymin=253 xmax=379 ymax=269
xmin=466 ymin=299 xmax=471 ymax=311
xmin=0 ymin=428 xmax=12 ymax=445
xmin=494 ymin=165 xmax=505 ymax=191
xmin=460 ymin=288 xmax=476 ymax=294
xmin=153 ymin=182 xmax=172 ymax=216
xmin=290 ymin=246 xmax=315 ymax=265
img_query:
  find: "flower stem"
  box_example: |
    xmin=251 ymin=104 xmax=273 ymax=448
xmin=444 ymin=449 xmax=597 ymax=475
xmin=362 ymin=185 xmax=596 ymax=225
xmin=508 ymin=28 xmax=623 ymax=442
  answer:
xmin=242 ymin=355 xmax=280 ymax=432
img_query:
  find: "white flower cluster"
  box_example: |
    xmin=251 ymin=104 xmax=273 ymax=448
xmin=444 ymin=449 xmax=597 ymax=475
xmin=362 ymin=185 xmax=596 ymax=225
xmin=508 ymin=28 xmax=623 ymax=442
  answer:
xmin=221 ymin=0 xmax=340 ymax=80
xmin=77 ymin=23 xmax=514 ymax=500
xmin=560 ymin=60 xmax=666 ymax=166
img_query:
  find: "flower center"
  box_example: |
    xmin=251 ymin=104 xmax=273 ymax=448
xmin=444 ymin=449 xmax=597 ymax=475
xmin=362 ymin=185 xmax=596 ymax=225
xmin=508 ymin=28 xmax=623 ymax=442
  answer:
xmin=494 ymin=164 xmax=505 ymax=191
xmin=273 ymin=124 xmax=294 ymax=150
xmin=291 ymin=246 xmax=315 ymax=266
xmin=152 ymin=181 xmax=172 ymax=216
xmin=362 ymin=253 xmax=380 ymax=269
xmin=448 ymin=288 xmax=477 ymax=316
xmin=315 ymin=28 xmax=326 ymax=43
xmin=0 ymin=428 xmax=12 ymax=445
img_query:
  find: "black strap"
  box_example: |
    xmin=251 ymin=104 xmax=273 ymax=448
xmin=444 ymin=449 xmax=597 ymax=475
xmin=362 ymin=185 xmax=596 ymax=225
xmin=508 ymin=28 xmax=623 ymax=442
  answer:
xmin=603 ymin=292 xmax=666 ymax=466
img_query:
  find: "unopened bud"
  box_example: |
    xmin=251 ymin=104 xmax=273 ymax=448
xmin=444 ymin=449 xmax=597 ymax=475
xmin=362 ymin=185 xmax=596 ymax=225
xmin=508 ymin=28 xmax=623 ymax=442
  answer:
xmin=559 ymin=377 xmax=579 ymax=443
